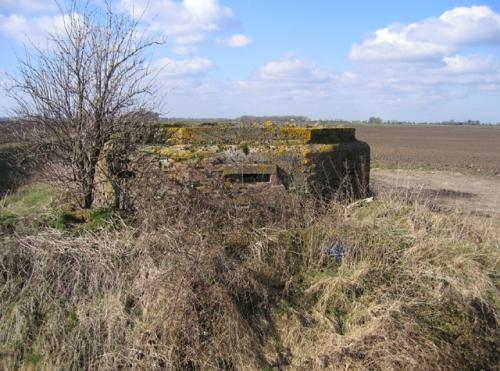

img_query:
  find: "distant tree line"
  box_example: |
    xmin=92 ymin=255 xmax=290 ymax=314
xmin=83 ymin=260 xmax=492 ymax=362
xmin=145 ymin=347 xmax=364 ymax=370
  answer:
xmin=158 ymin=116 xmax=498 ymax=126
xmin=364 ymin=117 xmax=486 ymax=126
xmin=320 ymin=117 xmax=497 ymax=126
xmin=3 ymin=115 xmax=499 ymax=131
xmin=238 ymin=115 xmax=310 ymax=123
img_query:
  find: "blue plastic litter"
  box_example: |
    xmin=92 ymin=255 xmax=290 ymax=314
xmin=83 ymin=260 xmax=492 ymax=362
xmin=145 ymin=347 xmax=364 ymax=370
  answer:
xmin=321 ymin=241 xmax=351 ymax=261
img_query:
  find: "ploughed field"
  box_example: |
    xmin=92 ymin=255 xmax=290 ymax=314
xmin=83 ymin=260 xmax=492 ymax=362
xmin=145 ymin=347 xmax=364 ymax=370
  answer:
xmin=352 ymin=124 xmax=500 ymax=216
xmin=353 ymin=124 xmax=500 ymax=175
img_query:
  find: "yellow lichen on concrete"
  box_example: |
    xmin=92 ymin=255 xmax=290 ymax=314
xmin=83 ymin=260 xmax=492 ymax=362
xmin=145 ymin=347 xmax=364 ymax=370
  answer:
xmin=142 ymin=124 xmax=370 ymax=197
xmin=154 ymin=125 xmax=357 ymax=146
xmin=143 ymin=144 xmax=220 ymax=161
xmin=279 ymin=127 xmax=312 ymax=142
xmin=163 ymin=127 xmax=195 ymax=144
xmin=317 ymin=144 xmax=336 ymax=152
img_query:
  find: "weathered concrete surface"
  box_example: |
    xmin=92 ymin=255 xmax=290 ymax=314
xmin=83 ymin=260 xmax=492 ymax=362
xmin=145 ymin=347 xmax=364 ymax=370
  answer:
xmin=143 ymin=123 xmax=370 ymax=198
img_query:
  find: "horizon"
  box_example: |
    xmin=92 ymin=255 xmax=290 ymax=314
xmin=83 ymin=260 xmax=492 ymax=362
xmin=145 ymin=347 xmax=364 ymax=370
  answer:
xmin=1 ymin=115 xmax=497 ymax=125
xmin=1 ymin=0 xmax=500 ymax=122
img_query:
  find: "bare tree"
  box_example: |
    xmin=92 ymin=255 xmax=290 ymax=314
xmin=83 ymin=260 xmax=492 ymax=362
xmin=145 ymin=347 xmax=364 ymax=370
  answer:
xmin=8 ymin=1 xmax=161 ymax=208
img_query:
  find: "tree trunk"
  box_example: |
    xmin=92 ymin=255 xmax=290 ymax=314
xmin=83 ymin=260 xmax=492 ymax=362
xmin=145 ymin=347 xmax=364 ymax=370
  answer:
xmin=112 ymin=182 xmax=122 ymax=210
xmin=83 ymin=185 xmax=94 ymax=209
xmin=82 ymin=168 xmax=96 ymax=209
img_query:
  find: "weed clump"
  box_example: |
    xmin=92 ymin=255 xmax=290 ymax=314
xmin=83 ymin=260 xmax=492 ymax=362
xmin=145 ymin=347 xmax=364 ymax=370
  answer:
xmin=0 ymin=180 xmax=498 ymax=369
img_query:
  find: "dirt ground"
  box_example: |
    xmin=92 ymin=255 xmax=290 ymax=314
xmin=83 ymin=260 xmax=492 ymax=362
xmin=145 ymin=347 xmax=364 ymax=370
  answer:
xmin=349 ymin=124 xmax=500 ymax=217
xmin=371 ymin=169 xmax=500 ymax=217
xmin=353 ymin=124 xmax=500 ymax=176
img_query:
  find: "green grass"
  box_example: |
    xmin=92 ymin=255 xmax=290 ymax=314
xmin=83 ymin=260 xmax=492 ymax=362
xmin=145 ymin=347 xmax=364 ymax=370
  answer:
xmin=1 ymin=183 xmax=58 ymax=233
xmin=52 ymin=208 xmax=116 ymax=230
xmin=89 ymin=207 xmax=115 ymax=228
xmin=5 ymin=183 xmax=54 ymax=207
xmin=1 ymin=183 xmax=119 ymax=234
xmin=53 ymin=211 xmax=85 ymax=230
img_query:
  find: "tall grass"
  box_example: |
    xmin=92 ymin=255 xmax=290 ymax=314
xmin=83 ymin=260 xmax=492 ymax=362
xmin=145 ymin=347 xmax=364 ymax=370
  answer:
xmin=0 ymin=180 xmax=498 ymax=370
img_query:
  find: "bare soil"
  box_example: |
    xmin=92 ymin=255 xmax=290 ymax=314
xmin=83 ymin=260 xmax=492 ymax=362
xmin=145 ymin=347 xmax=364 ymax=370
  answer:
xmin=372 ymin=169 xmax=500 ymax=217
xmin=353 ymin=124 xmax=500 ymax=176
xmin=350 ymin=124 xmax=500 ymax=216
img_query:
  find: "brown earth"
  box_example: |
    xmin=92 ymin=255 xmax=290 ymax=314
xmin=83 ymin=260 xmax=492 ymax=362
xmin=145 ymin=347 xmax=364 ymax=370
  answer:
xmin=372 ymin=169 xmax=500 ymax=217
xmin=353 ymin=124 xmax=500 ymax=176
xmin=352 ymin=124 xmax=500 ymax=217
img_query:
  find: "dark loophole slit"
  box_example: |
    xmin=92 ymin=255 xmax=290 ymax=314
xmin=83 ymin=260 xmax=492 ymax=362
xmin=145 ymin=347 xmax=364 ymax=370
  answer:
xmin=225 ymin=173 xmax=271 ymax=183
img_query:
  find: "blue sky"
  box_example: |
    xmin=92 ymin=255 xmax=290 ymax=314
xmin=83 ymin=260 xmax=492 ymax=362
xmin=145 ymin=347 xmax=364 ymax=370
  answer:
xmin=1 ymin=0 xmax=500 ymax=122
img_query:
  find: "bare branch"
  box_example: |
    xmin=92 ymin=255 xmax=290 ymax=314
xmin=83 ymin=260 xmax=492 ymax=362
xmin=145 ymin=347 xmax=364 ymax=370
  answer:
xmin=7 ymin=0 xmax=162 ymax=208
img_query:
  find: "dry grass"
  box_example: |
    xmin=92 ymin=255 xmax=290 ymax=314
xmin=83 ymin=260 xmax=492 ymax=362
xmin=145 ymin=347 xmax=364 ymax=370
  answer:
xmin=0 ymin=178 xmax=498 ymax=370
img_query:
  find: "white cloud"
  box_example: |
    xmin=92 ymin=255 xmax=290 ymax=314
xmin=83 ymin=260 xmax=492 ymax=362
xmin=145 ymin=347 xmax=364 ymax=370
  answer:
xmin=119 ymin=0 xmax=239 ymax=53
xmin=0 ymin=0 xmax=56 ymax=14
xmin=0 ymin=12 xmax=80 ymax=45
xmin=155 ymin=57 xmax=215 ymax=79
xmin=442 ymin=54 xmax=499 ymax=74
xmin=340 ymin=54 xmax=500 ymax=92
xmin=171 ymin=45 xmax=198 ymax=56
xmin=0 ymin=0 xmax=250 ymax=54
xmin=342 ymin=5 xmax=500 ymax=116
xmin=219 ymin=34 xmax=251 ymax=47
xmin=152 ymin=51 xmax=500 ymax=120
xmin=419 ymin=6 xmax=500 ymax=45
xmin=255 ymin=57 xmax=333 ymax=83
xmin=350 ymin=26 xmax=451 ymax=62
xmin=350 ymin=5 xmax=500 ymax=62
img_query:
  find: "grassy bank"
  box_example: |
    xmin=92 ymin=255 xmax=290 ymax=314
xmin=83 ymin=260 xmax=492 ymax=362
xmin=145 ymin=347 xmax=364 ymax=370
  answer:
xmin=0 ymin=182 xmax=498 ymax=369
